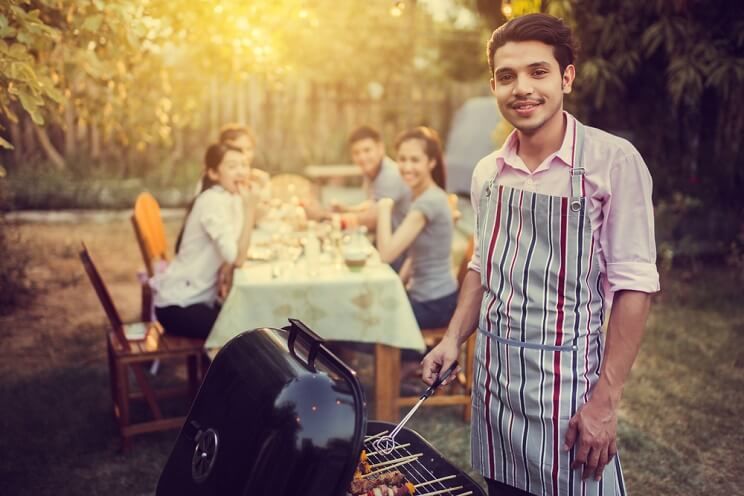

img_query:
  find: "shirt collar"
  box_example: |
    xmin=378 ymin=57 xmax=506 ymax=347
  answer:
xmin=493 ymin=112 xmax=577 ymax=174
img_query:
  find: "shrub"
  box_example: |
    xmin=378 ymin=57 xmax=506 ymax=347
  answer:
xmin=0 ymin=175 xmax=31 ymax=315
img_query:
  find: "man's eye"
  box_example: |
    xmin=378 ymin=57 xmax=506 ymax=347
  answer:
xmin=533 ymin=69 xmax=548 ymax=77
xmin=498 ymin=74 xmax=513 ymax=82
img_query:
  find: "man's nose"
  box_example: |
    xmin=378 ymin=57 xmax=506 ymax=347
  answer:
xmin=512 ymin=74 xmax=533 ymax=96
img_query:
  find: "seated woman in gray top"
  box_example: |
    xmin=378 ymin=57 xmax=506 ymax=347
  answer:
xmin=377 ymin=127 xmax=458 ymax=329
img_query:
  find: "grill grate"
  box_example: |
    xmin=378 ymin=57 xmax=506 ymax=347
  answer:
xmin=362 ymin=430 xmax=474 ymax=496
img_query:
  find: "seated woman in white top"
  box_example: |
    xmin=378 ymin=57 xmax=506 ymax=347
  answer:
xmin=376 ymin=127 xmax=458 ymax=329
xmin=154 ymin=143 xmax=259 ymax=339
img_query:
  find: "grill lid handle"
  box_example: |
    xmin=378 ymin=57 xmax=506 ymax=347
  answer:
xmin=285 ymin=318 xmax=325 ymax=371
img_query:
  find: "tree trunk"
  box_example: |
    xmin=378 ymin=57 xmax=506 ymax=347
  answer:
xmin=9 ymin=121 xmax=22 ymax=164
xmin=33 ymin=125 xmax=66 ymax=170
xmin=22 ymin=118 xmax=35 ymax=155
xmin=237 ymin=80 xmax=246 ymax=124
xmin=64 ymin=103 xmax=76 ymax=157
xmin=90 ymin=124 xmax=101 ymax=160
xmin=210 ymin=77 xmax=219 ymax=139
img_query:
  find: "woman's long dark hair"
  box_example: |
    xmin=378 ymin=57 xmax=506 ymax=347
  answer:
xmin=175 ymin=143 xmax=242 ymax=253
xmin=394 ymin=126 xmax=447 ymax=190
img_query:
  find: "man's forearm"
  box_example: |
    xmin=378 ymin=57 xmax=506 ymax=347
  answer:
xmin=593 ymin=290 xmax=652 ymax=406
xmin=445 ymin=269 xmax=484 ymax=346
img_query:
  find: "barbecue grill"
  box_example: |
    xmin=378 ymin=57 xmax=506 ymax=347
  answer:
xmin=156 ymin=319 xmax=485 ymax=496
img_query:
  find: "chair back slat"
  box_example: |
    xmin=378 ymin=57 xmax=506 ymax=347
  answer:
xmin=79 ymin=243 xmax=131 ymax=351
xmin=132 ymin=192 xmax=169 ymax=276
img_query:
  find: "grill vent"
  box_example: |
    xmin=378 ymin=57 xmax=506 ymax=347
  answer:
xmin=191 ymin=428 xmax=219 ymax=483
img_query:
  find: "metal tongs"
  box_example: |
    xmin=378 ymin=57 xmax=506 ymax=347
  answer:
xmin=372 ymin=361 xmax=458 ymax=455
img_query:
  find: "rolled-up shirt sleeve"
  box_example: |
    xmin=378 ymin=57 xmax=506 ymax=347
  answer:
xmin=600 ymin=151 xmax=660 ymax=294
xmin=467 ymin=166 xmax=484 ymax=273
xmin=200 ymin=195 xmax=240 ymax=264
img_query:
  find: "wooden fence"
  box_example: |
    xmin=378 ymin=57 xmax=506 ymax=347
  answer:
xmin=200 ymin=78 xmax=490 ymax=173
xmin=2 ymin=78 xmax=490 ymax=176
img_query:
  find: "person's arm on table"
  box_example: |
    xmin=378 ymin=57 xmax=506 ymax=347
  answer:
xmin=375 ymin=198 xmax=425 ymax=263
xmin=398 ymin=257 xmax=413 ymax=285
xmin=233 ymin=184 xmax=258 ymax=267
xmin=565 ymin=290 xmax=651 ymax=481
xmin=421 ymin=269 xmax=484 ymax=385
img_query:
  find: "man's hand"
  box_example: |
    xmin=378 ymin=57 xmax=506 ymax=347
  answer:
xmin=217 ymin=263 xmax=234 ymax=300
xmin=421 ymin=336 xmax=461 ymax=387
xmin=564 ymin=394 xmax=618 ymax=481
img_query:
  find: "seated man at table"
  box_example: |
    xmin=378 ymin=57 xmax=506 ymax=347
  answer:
xmin=307 ymin=126 xmax=411 ymax=269
xmin=194 ymin=123 xmax=271 ymax=200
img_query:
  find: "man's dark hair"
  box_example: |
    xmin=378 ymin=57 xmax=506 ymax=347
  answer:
xmin=487 ymin=13 xmax=578 ymax=75
xmin=219 ymin=123 xmax=255 ymax=144
xmin=348 ymin=126 xmax=382 ymax=146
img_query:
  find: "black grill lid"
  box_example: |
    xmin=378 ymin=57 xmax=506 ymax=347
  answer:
xmin=157 ymin=319 xmax=367 ymax=496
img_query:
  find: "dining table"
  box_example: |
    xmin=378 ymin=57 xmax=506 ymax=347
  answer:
xmin=204 ymin=223 xmax=425 ymax=421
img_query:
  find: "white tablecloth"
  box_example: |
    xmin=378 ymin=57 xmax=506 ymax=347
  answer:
xmin=205 ymin=255 xmax=425 ymax=352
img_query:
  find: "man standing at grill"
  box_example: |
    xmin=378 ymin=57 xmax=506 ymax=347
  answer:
xmin=422 ymin=13 xmax=659 ymax=496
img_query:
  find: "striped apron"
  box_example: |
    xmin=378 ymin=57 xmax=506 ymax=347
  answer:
xmin=470 ymin=123 xmax=626 ymax=495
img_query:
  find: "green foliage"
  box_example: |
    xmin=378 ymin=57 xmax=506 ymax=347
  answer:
xmin=726 ymin=223 xmax=744 ymax=283
xmin=5 ymin=162 xmax=199 ymax=209
xmin=0 ymin=177 xmax=30 ymax=314
xmin=571 ymin=0 xmax=744 ymax=210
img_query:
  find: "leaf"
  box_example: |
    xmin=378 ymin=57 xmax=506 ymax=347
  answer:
xmin=82 ymin=14 xmax=103 ymax=33
xmin=0 ymin=136 xmax=13 ymax=150
xmin=18 ymin=92 xmax=45 ymax=125
xmin=641 ymin=22 xmax=664 ymax=58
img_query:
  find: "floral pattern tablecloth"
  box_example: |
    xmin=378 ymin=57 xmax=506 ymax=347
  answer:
xmin=205 ymin=258 xmax=425 ymax=352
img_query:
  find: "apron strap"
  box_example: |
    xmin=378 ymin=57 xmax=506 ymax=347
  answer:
xmin=570 ymin=120 xmax=586 ymax=211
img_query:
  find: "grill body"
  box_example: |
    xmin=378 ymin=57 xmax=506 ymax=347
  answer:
xmin=157 ymin=320 xmax=486 ymax=496
xmin=157 ymin=320 xmax=366 ymax=496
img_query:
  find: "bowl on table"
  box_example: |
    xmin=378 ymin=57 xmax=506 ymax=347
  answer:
xmin=342 ymin=249 xmax=369 ymax=272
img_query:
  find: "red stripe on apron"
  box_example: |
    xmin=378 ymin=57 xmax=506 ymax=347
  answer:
xmin=551 ymin=197 xmax=569 ymax=495
xmin=483 ymin=184 xmax=504 ymax=476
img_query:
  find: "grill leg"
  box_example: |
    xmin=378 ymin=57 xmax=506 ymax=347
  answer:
xmin=116 ymin=362 xmax=132 ymax=452
xmin=374 ymin=344 xmax=400 ymax=422
xmin=186 ymin=355 xmax=201 ymax=399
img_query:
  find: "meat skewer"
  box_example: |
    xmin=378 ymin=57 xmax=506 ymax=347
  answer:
xmin=361 ymin=454 xmax=422 ymax=477
xmin=416 ymin=487 xmax=464 ymax=496
xmin=368 ymin=454 xmax=421 ymax=470
xmin=413 ymin=475 xmax=457 ymax=488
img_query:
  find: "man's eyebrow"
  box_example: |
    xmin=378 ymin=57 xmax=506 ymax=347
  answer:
xmin=494 ymin=61 xmax=551 ymax=75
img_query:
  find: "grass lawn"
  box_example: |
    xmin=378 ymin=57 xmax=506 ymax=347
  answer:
xmin=0 ymin=217 xmax=742 ymax=495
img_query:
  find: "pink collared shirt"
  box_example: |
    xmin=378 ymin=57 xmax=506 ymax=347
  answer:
xmin=469 ymin=113 xmax=660 ymax=306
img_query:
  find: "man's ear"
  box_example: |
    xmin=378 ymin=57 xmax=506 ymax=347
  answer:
xmin=490 ymin=77 xmax=496 ymax=93
xmin=562 ymin=64 xmax=576 ymax=94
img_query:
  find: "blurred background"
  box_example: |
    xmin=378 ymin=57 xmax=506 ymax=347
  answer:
xmin=1 ymin=1 xmax=743 ymax=495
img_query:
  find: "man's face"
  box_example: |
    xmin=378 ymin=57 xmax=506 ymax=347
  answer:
xmin=226 ymin=134 xmax=255 ymax=167
xmin=350 ymin=138 xmax=385 ymax=178
xmin=490 ymin=40 xmax=574 ymax=135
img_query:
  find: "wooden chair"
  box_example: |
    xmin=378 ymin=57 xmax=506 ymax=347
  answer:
xmin=269 ymin=173 xmax=316 ymax=204
xmin=79 ymin=243 xmax=206 ymax=452
xmin=131 ymin=192 xmax=169 ymax=278
xmin=397 ymin=237 xmax=476 ymax=421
